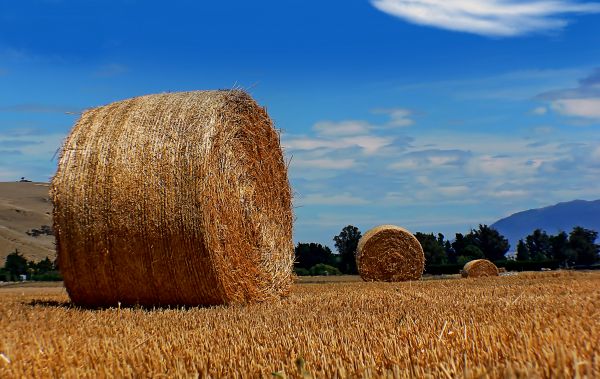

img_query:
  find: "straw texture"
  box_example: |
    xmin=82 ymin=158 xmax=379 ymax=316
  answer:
xmin=462 ymin=259 xmax=499 ymax=278
xmin=356 ymin=225 xmax=424 ymax=282
xmin=51 ymin=90 xmax=294 ymax=307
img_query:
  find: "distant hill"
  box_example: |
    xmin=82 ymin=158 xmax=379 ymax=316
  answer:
xmin=491 ymin=199 xmax=600 ymax=250
xmin=0 ymin=182 xmax=55 ymax=262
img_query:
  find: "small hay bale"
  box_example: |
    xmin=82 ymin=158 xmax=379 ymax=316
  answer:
xmin=462 ymin=259 xmax=499 ymax=278
xmin=356 ymin=225 xmax=424 ymax=282
xmin=51 ymin=90 xmax=294 ymax=307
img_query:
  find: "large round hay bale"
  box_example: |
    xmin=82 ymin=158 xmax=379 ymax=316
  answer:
xmin=356 ymin=225 xmax=424 ymax=282
xmin=51 ymin=90 xmax=294 ymax=307
xmin=462 ymin=259 xmax=499 ymax=278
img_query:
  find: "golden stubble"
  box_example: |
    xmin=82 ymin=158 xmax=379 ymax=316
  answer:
xmin=1 ymin=271 xmax=599 ymax=378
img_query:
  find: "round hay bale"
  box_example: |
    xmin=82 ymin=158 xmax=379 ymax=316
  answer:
xmin=51 ymin=90 xmax=294 ymax=307
xmin=356 ymin=225 xmax=424 ymax=282
xmin=462 ymin=259 xmax=499 ymax=278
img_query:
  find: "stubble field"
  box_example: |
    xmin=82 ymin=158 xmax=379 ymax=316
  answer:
xmin=1 ymin=271 xmax=599 ymax=378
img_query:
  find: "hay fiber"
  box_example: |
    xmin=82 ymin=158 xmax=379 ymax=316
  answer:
xmin=51 ymin=90 xmax=294 ymax=307
xmin=356 ymin=225 xmax=424 ymax=282
xmin=462 ymin=259 xmax=499 ymax=278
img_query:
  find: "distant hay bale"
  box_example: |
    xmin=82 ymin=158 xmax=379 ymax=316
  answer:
xmin=356 ymin=225 xmax=424 ymax=282
xmin=462 ymin=259 xmax=499 ymax=278
xmin=51 ymin=90 xmax=294 ymax=307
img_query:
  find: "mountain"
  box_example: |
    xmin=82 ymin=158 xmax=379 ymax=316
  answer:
xmin=491 ymin=199 xmax=600 ymax=250
xmin=0 ymin=182 xmax=55 ymax=263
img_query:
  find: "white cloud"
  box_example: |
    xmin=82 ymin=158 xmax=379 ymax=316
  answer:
xmin=0 ymin=133 xmax=65 ymax=156
xmin=551 ymin=98 xmax=600 ymax=119
xmin=532 ymin=106 xmax=548 ymax=115
xmin=313 ymin=120 xmax=371 ymax=136
xmin=489 ymin=189 xmax=530 ymax=198
xmin=373 ymin=108 xmax=414 ymax=127
xmin=284 ymin=134 xmax=394 ymax=155
xmin=293 ymin=158 xmax=356 ymax=170
xmin=438 ymin=185 xmax=471 ymax=197
xmin=371 ymin=0 xmax=600 ymax=37
xmin=298 ymin=193 xmax=371 ymax=206
xmin=388 ymin=149 xmax=471 ymax=170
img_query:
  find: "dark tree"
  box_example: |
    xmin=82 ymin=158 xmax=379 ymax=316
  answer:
xmin=414 ymin=232 xmax=447 ymax=266
xmin=516 ymin=239 xmax=530 ymax=261
xmin=462 ymin=245 xmax=484 ymax=259
xmin=35 ymin=256 xmax=56 ymax=274
xmin=568 ymin=227 xmax=600 ymax=265
xmin=550 ymin=231 xmax=569 ymax=264
xmin=333 ymin=225 xmax=362 ymax=274
xmin=444 ymin=240 xmax=456 ymax=263
xmin=525 ymin=229 xmax=552 ymax=261
xmin=294 ymin=243 xmax=334 ymax=270
xmin=451 ymin=233 xmax=475 ymax=257
xmin=469 ymin=224 xmax=510 ymax=261
xmin=4 ymin=249 xmax=28 ymax=280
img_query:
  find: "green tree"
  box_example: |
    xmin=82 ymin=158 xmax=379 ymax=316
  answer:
xmin=550 ymin=231 xmax=569 ymax=264
xmin=516 ymin=239 xmax=529 ymax=261
xmin=5 ymin=249 xmax=28 ymax=281
xmin=444 ymin=240 xmax=456 ymax=263
xmin=35 ymin=256 xmax=56 ymax=274
xmin=294 ymin=243 xmax=334 ymax=270
xmin=333 ymin=225 xmax=361 ymax=274
xmin=462 ymin=245 xmax=484 ymax=259
xmin=525 ymin=229 xmax=552 ymax=261
xmin=309 ymin=264 xmax=342 ymax=276
xmin=469 ymin=224 xmax=510 ymax=261
xmin=568 ymin=227 xmax=599 ymax=265
xmin=451 ymin=233 xmax=475 ymax=257
xmin=414 ymin=232 xmax=447 ymax=267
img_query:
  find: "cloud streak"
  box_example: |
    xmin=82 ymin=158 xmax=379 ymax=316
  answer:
xmin=0 ymin=103 xmax=82 ymax=114
xmin=371 ymin=0 xmax=600 ymax=37
xmin=538 ymin=67 xmax=600 ymax=120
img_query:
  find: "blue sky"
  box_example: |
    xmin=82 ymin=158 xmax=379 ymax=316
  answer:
xmin=1 ymin=0 xmax=599 ymax=250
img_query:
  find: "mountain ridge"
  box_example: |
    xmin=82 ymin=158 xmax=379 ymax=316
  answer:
xmin=491 ymin=199 xmax=600 ymax=250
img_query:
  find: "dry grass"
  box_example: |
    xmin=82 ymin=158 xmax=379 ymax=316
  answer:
xmin=0 ymin=182 xmax=54 ymax=262
xmin=1 ymin=271 xmax=599 ymax=378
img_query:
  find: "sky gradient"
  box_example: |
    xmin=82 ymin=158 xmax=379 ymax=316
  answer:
xmin=1 ymin=0 xmax=599 ymax=250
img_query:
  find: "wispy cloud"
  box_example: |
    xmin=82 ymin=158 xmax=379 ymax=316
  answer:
xmin=372 ymin=108 xmax=414 ymax=127
xmin=293 ymin=158 xmax=357 ymax=170
xmin=313 ymin=120 xmax=371 ymax=136
xmin=552 ymin=98 xmax=600 ymax=118
xmin=371 ymin=0 xmax=600 ymax=37
xmin=538 ymin=67 xmax=600 ymax=120
xmin=298 ymin=193 xmax=371 ymax=206
xmin=283 ymin=111 xmax=410 ymax=157
xmin=0 ymin=103 xmax=82 ymax=114
xmin=389 ymin=149 xmax=471 ymax=170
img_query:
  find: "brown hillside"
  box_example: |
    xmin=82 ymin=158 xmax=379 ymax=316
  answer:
xmin=0 ymin=182 xmax=54 ymax=263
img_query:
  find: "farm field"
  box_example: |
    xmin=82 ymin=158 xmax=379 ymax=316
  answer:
xmin=1 ymin=271 xmax=599 ymax=378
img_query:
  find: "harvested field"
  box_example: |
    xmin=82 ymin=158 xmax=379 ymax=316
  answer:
xmin=1 ymin=271 xmax=599 ymax=378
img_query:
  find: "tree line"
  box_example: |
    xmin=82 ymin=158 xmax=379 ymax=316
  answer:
xmin=295 ymin=225 xmax=600 ymax=275
xmin=0 ymin=250 xmax=61 ymax=281
xmin=2 ymin=224 xmax=598 ymax=280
